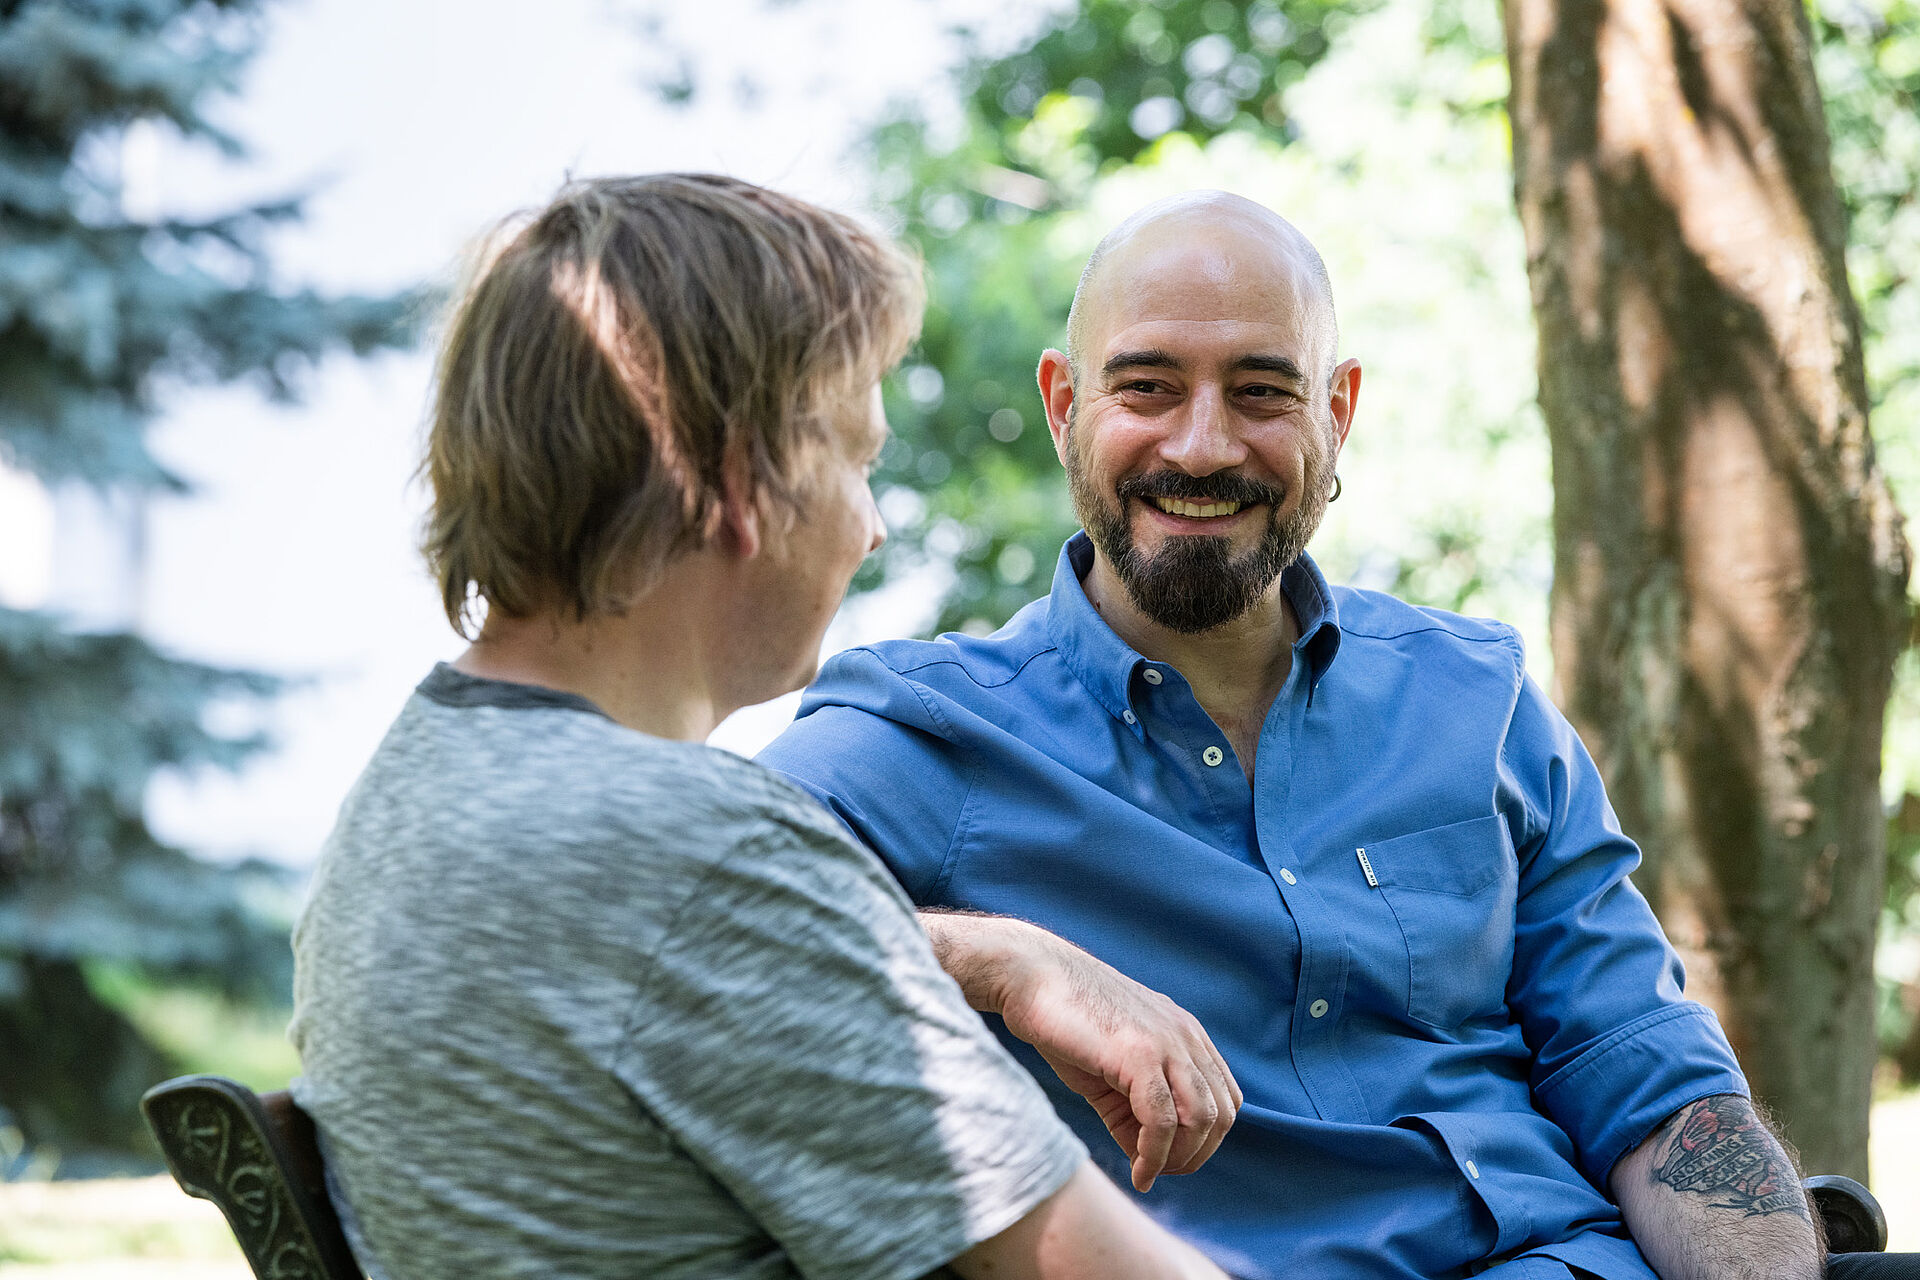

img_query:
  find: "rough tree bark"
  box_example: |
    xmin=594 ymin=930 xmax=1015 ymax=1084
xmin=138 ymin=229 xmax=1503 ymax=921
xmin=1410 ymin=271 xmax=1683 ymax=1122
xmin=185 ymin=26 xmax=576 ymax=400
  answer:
xmin=1502 ymin=0 xmax=1911 ymax=1175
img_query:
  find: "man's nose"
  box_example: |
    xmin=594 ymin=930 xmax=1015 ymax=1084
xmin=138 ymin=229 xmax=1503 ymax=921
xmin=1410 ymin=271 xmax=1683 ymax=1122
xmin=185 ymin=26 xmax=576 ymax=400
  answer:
xmin=865 ymin=489 xmax=887 ymax=554
xmin=1158 ymin=384 xmax=1247 ymax=474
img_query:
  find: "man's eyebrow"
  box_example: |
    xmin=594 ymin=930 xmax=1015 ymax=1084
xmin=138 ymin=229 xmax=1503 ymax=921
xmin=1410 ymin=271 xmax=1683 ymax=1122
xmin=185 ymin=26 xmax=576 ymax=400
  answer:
xmin=1229 ymin=353 xmax=1307 ymax=382
xmin=1101 ymin=348 xmax=1183 ymax=378
xmin=1099 ymin=349 xmax=1310 ymax=383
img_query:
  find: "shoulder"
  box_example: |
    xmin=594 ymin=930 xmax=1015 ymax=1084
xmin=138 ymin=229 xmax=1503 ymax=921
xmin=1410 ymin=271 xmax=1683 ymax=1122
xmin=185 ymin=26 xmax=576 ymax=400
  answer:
xmin=368 ymin=692 xmax=850 ymax=872
xmin=1333 ymin=586 xmax=1525 ymax=675
xmin=1315 ymin=588 xmax=1531 ymax=741
xmin=604 ymin=737 xmax=862 ymax=858
xmin=1333 ymin=585 xmax=1519 ymax=649
xmin=800 ymin=601 xmax=1056 ymax=728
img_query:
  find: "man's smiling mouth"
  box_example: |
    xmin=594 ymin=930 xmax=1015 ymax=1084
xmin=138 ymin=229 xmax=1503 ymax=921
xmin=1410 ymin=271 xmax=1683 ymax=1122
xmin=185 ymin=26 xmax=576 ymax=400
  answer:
xmin=1149 ymin=496 xmax=1247 ymax=519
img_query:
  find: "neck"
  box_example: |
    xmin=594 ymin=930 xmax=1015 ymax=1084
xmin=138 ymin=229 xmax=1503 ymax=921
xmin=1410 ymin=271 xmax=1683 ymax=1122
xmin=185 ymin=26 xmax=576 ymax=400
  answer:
xmin=453 ymin=554 xmax=747 ymax=742
xmin=1082 ymin=553 xmax=1301 ymax=732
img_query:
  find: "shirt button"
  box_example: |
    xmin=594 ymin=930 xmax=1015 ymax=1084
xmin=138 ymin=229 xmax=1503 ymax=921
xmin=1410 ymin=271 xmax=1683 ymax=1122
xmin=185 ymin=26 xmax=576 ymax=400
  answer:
xmin=1202 ymin=745 xmax=1224 ymax=767
xmin=1279 ymin=868 xmax=1297 ymax=885
xmin=1141 ymin=667 xmax=1164 ymax=685
xmin=1122 ymin=709 xmax=1136 ymax=724
xmin=1309 ymin=998 xmax=1329 ymax=1018
xmin=1466 ymin=1160 xmax=1481 ymax=1180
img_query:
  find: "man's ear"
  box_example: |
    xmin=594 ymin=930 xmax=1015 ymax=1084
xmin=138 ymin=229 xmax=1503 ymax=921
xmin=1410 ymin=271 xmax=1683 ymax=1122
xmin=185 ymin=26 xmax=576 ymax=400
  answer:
xmin=717 ymin=460 xmax=762 ymax=561
xmin=1328 ymin=357 xmax=1362 ymax=454
xmin=1037 ymin=348 xmax=1076 ymax=467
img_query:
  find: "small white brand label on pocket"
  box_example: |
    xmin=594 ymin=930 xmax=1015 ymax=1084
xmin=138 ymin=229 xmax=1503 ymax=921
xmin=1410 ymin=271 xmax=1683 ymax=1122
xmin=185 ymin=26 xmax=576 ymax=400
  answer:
xmin=1355 ymin=847 xmax=1379 ymax=888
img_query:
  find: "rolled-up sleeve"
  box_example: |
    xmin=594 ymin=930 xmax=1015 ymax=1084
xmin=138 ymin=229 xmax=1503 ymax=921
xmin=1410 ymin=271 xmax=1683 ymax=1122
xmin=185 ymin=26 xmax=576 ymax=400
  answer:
xmin=1499 ymin=670 xmax=1748 ymax=1187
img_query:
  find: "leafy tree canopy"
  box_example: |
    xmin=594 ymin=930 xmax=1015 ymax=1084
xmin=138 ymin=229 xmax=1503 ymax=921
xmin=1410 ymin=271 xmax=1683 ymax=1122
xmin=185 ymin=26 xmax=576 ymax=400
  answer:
xmin=856 ymin=0 xmax=1544 ymax=640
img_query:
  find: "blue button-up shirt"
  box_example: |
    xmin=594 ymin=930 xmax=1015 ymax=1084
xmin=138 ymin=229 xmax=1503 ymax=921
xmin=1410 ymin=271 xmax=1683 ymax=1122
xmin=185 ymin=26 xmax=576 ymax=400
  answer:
xmin=760 ymin=534 xmax=1746 ymax=1280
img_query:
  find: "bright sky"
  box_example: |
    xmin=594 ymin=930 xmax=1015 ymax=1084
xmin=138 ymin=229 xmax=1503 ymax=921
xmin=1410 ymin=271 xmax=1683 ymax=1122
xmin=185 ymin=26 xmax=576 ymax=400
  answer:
xmin=4 ymin=0 xmax=1040 ymax=865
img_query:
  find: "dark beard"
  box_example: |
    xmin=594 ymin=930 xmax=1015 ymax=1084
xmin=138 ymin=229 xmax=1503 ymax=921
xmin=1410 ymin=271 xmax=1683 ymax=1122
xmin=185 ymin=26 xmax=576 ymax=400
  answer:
xmin=1068 ymin=453 xmax=1330 ymax=635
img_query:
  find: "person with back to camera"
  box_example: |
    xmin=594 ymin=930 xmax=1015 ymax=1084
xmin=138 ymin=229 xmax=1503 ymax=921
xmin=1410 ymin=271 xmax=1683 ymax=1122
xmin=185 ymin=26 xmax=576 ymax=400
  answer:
xmin=288 ymin=173 xmax=1231 ymax=1279
xmin=760 ymin=190 xmax=1919 ymax=1280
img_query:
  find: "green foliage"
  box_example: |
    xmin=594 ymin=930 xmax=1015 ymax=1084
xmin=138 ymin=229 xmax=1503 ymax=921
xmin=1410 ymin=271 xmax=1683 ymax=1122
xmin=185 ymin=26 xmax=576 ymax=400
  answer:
xmin=1811 ymin=0 xmax=1920 ymax=1043
xmin=863 ymin=139 xmax=1088 ymax=632
xmin=0 ymin=0 xmax=414 ymax=1161
xmin=863 ymin=0 xmax=1369 ymax=634
xmin=1814 ymin=0 xmax=1920 ymax=564
xmin=88 ymin=963 xmax=299 ymax=1092
xmin=862 ymin=0 xmax=1547 ymax=639
xmin=960 ymin=0 xmax=1374 ymax=169
xmin=0 ymin=0 xmax=413 ymax=488
xmin=0 ymin=609 xmax=298 ymax=1003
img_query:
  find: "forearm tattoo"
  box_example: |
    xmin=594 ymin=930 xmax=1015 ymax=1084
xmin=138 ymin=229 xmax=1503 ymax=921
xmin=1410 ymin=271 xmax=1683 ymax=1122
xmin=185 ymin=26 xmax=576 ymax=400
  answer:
xmin=1651 ymin=1095 xmax=1809 ymax=1220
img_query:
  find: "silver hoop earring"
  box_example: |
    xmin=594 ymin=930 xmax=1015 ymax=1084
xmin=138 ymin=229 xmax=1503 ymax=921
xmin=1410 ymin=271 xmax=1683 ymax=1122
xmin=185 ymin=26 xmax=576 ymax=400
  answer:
xmin=1330 ymin=474 xmax=1343 ymax=502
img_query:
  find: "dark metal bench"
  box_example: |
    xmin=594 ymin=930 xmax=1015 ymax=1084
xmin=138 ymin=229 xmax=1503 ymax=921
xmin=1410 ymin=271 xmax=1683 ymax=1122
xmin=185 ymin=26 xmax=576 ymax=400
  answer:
xmin=141 ymin=1074 xmax=360 ymax=1280
xmin=141 ymin=1073 xmax=1892 ymax=1279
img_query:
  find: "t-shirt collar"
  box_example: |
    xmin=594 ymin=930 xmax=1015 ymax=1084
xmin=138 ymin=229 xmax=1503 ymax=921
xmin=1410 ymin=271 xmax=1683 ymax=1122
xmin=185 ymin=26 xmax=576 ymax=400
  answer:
xmin=1045 ymin=531 xmax=1344 ymax=731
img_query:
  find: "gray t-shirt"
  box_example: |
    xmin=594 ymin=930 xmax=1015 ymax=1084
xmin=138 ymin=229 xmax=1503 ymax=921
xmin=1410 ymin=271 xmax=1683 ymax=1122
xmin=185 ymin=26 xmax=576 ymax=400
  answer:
xmin=290 ymin=665 xmax=1085 ymax=1280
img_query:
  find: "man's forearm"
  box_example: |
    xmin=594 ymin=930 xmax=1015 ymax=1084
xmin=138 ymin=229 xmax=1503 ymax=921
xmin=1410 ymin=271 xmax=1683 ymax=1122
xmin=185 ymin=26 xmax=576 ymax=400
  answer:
xmin=916 ymin=907 xmax=1243 ymax=1193
xmin=1610 ymin=1093 xmax=1822 ymax=1280
xmin=919 ymin=908 xmax=1048 ymax=1014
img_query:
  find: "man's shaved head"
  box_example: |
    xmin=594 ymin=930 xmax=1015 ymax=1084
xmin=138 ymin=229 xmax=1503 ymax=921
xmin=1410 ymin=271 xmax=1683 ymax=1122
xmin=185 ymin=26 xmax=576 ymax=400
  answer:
xmin=1041 ymin=190 xmax=1357 ymax=635
xmin=1065 ymin=191 xmax=1338 ymax=390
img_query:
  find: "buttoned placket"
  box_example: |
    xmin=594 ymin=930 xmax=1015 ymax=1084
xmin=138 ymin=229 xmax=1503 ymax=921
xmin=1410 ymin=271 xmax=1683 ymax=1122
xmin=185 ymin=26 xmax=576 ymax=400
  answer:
xmin=1251 ymin=649 xmax=1367 ymax=1124
xmin=1126 ymin=661 xmax=1251 ymax=851
xmin=1125 ymin=645 xmax=1365 ymax=1122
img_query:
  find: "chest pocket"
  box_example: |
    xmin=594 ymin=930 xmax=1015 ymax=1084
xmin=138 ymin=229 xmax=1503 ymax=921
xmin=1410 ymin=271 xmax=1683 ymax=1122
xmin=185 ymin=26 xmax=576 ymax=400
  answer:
xmin=1360 ymin=814 xmax=1519 ymax=1031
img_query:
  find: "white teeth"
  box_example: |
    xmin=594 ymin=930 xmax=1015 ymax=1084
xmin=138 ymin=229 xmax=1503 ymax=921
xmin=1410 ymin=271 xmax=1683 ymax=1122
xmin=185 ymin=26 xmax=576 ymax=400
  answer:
xmin=1151 ymin=497 xmax=1245 ymax=519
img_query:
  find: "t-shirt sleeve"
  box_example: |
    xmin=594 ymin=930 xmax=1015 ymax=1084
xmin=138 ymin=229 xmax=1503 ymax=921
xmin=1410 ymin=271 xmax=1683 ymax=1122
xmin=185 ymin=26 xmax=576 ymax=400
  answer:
xmin=1498 ymin=667 xmax=1749 ymax=1186
xmin=610 ymin=805 xmax=1086 ymax=1280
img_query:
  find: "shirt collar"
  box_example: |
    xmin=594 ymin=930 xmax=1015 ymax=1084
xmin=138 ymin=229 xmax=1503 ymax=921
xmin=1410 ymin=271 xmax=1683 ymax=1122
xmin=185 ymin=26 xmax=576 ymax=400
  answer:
xmin=1046 ymin=531 xmax=1344 ymax=729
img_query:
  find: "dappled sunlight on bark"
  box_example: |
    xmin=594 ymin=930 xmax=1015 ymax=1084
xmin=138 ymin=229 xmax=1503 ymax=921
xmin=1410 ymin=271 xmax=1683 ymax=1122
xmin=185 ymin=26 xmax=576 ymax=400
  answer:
xmin=1504 ymin=0 xmax=1911 ymax=1175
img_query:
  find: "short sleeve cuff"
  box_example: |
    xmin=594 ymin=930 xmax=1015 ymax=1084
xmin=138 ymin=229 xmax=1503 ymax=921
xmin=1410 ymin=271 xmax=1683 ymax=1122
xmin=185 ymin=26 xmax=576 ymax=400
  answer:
xmin=1533 ymin=1002 xmax=1749 ymax=1186
xmin=860 ymin=1127 xmax=1089 ymax=1280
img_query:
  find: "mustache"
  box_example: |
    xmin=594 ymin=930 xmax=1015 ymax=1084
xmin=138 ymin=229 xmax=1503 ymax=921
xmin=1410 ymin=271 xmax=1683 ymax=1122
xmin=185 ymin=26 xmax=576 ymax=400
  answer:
xmin=1116 ymin=471 xmax=1285 ymax=508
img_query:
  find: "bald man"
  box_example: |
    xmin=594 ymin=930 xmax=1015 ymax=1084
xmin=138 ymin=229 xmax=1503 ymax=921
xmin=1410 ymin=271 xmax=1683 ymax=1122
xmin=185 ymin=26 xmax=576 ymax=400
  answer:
xmin=760 ymin=194 xmax=1825 ymax=1280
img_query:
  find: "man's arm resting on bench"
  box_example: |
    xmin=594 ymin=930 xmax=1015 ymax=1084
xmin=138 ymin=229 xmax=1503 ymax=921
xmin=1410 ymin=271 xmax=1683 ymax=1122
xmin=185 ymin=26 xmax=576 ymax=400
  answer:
xmin=953 ymin=1160 xmax=1228 ymax=1280
xmin=1610 ymin=1093 xmax=1823 ymax=1280
xmin=920 ymin=910 xmax=1241 ymax=1194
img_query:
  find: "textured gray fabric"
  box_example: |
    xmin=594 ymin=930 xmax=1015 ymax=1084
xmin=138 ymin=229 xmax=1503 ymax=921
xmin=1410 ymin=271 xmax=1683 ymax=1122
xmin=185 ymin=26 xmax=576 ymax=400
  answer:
xmin=290 ymin=665 xmax=1085 ymax=1280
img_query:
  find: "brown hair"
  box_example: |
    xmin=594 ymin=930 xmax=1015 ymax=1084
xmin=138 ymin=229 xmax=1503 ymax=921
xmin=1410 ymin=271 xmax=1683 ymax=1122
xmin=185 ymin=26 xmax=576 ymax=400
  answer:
xmin=421 ymin=173 xmax=923 ymax=636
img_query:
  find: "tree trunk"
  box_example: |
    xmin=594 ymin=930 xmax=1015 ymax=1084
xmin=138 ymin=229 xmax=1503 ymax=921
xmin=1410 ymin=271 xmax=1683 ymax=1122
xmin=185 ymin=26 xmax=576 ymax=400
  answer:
xmin=0 ymin=957 xmax=174 ymax=1168
xmin=1502 ymin=0 xmax=1911 ymax=1176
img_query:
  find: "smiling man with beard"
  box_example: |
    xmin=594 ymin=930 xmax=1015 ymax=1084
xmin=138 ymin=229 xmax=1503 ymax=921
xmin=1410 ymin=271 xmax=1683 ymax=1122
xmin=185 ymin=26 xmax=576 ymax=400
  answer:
xmin=759 ymin=192 xmax=1837 ymax=1280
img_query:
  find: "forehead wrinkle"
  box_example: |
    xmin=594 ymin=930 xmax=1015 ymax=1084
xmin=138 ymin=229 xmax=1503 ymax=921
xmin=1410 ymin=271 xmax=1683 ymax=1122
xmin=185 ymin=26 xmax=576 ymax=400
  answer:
xmin=1098 ymin=346 xmax=1307 ymax=385
xmin=1067 ymin=192 xmax=1338 ymax=385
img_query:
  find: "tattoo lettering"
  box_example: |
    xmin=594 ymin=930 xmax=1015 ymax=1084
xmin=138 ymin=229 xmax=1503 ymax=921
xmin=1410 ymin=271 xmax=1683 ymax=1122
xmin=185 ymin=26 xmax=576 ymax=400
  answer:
xmin=1652 ymin=1096 xmax=1809 ymax=1219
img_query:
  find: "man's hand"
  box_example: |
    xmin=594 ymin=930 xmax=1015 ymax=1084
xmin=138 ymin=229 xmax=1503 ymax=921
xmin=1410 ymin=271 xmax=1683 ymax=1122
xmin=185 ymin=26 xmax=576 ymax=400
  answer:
xmin=921 ymin=911 xmax=1242 ymax=1193
xmin=1610 ymin=1093 xmax=1822 ymax=1280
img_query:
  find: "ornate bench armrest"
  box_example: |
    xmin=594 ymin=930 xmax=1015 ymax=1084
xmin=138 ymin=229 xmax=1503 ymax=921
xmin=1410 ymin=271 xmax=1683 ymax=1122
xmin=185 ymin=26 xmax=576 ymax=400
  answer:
xmin=141 ymin=1074 xmax=361 ymax=1280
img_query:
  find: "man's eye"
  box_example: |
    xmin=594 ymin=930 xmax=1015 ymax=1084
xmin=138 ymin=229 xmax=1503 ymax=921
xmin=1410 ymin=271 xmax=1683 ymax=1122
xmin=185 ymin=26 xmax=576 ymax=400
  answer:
xmin=1121 ymin=380 xmax=1162 ymax=394
xmin=1241 ymin=384 xmax=1290 ymax=399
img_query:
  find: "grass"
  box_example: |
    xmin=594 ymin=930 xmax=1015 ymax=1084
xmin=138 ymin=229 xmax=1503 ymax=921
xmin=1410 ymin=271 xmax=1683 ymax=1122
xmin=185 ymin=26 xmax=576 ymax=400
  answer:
xmin=0 ymin=1176 xmax=250 ymax=1276
xmin=0 ymin=973 xmax=287 ymax=1275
